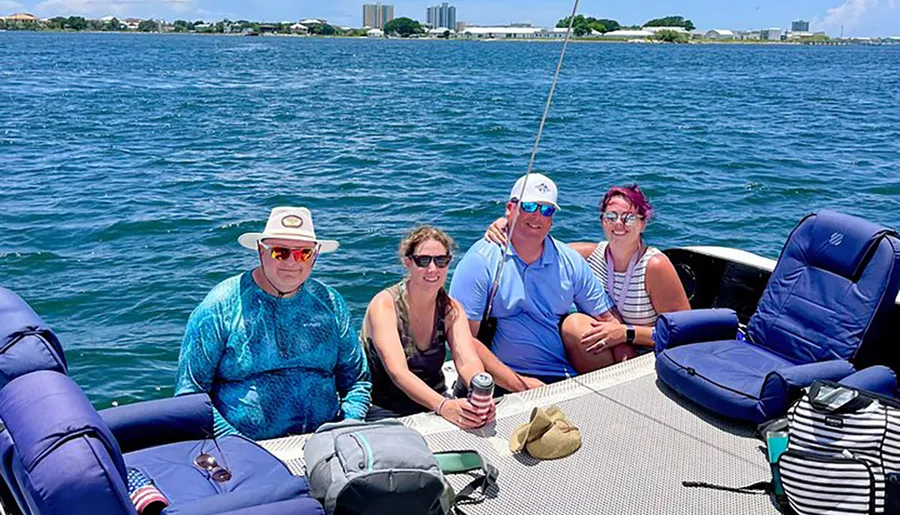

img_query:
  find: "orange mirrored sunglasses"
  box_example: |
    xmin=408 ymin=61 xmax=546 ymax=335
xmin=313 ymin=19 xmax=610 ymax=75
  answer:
xmin=259 ymin=242 xmax=319 ymax=262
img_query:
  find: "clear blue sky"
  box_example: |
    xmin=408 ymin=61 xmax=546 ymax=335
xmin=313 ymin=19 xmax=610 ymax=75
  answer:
xmin=3 ymin=0 xmax=898 ymax=37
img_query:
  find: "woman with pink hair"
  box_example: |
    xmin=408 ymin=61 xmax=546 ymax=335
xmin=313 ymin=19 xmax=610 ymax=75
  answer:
xmin=484 ymin=184 xmax=689 ymax=373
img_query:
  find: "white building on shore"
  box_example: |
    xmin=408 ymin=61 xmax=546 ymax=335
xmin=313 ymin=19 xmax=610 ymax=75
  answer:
xmin=736 ymin=28 xmax=782 ymax=41
xmin=642 ymin=26 xmax=688 ymax=34
xmin=705 ymin=29 xmax=735 ymax=40
xmin=761 ymin=28 xmax=782 ymax=40
xmin=427 ymin=27 xmax=454 ymax=38
xmin=785 ymin=31 xmax=826 ymax=40
xmin=597 ymin=29 xmax=653 ymax=39
xmin=458 ymin=26 xmax=579 ymax=39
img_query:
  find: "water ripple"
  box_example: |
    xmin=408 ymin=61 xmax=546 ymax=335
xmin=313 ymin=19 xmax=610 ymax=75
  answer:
xmin=1 ymin=33 xmax=899 ymax=405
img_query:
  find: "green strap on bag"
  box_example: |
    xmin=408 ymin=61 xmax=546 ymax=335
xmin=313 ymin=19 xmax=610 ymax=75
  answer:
xmin=434 ymin=450 xmax=498 ymax=514
xmin=435 ymin=450 xmax=487 ymax=474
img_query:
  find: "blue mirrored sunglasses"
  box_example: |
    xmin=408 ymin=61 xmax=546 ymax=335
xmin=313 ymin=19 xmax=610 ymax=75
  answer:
xmin=518 ymin=201 xmax=556 ymax=217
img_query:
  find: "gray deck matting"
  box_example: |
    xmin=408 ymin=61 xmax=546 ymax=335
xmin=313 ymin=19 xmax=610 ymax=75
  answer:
xmin=260 ymin=354 xmax=781 ymax=514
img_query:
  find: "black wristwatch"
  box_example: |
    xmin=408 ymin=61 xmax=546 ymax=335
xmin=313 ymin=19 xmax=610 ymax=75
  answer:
xmin=625 ymin=324 xmax=636 ymax=345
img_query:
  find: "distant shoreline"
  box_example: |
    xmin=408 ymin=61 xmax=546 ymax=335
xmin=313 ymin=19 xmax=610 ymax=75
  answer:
xmin=1 ymin=30 xmax=894 ymax=46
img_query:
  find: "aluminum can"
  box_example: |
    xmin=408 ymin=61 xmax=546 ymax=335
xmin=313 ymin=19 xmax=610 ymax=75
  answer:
xmin=469 ymin=373 xmax=494 ymax=416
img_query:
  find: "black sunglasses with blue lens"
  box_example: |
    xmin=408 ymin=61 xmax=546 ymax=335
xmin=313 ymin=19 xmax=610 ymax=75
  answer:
xmin=516 ymin=201 xmax=556 ymax=217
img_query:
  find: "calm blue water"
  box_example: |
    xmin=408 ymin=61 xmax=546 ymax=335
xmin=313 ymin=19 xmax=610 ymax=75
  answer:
xmin=1 ymin=33 xmax=898 ymax=406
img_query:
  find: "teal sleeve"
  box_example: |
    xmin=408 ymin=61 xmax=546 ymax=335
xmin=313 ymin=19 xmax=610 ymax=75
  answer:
xmin=331 ymin=289 xmax=371 ymax=420
xmin=174 ymin=301 xmax=226 ymax=397
xmin=176 ymin=302 xmax=242 ymax=437
xmin=213 ymin=407 xmax=242 ymax=438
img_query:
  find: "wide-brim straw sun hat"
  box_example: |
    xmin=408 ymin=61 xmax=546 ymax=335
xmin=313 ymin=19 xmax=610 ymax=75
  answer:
xmin=238 ymin=206 xmax=339 ymax=254
xmin=509 ymin=405 xmax=581 ymax=460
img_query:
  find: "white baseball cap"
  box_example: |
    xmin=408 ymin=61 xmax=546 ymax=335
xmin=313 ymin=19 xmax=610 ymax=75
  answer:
xmin=509 ymin=173 xmax=560 ymax=210
xmin=238 ymin=207 xmax=339 ymax=253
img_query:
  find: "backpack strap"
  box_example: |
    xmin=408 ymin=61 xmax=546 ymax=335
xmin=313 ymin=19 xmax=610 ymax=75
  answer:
xmin=435 ymin=450 xmax=490 ymax=474
xmin=682 ymin=480 xmax=772 ymax=495
xmin=434 ymin=450 xmax=498 ymax=512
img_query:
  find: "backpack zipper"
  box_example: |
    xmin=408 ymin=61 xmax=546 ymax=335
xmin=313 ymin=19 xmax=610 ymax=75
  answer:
xmin=350 ymin=432 xmax=374 ymax=472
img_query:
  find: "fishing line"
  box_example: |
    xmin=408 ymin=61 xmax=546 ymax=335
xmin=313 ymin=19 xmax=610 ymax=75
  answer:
xmin=482 ymin=0 xmax=582 ymax=323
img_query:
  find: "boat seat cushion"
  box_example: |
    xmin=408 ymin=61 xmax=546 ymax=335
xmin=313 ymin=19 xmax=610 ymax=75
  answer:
xmin=657 ymin=340 xmax=793 ymax=422
xmin=100 ymin=393 xmax=215 ymax=454
xmin=656 ymin=340 xmax=854 ymax=423
xmin=0 ymin=372 xmax=322 ymax=515
xmin=748 ymin=210 xmax=900 ymax=364
xmin=165 ymin=495 xmax=325 ymax=515
xmin=124 ymin=435 xmax=314 ymax=512
xmin=653 ymin=308 xmax=739 ymax=353
xmin=656 ymin=210 xmax=900 ymax=424
xmin=162 ymin=482 xmax=324 ymax=515
xmin=839 ymin=365 xmax=898 ymax=398
xmin=0 ymin=287 xmax=67 ymax=389
xmin=0 ymin=371 xmax=132 ymax=515
xmin=804 ymin=210 xmax=891 ymax=280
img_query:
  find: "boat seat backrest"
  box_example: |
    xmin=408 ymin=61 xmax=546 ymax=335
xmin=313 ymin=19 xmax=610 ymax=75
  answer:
xmin=748 ymin=210 xmax=900 ymax=365
xmin=0 ymin=370 xmax=133 ymax=515
xmin=0 ymin=287 xmax=67 ymax=390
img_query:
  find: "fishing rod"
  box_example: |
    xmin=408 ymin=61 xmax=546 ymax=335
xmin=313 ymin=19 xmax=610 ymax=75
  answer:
xmin=478 ymin=0 xmax=582 ymax=344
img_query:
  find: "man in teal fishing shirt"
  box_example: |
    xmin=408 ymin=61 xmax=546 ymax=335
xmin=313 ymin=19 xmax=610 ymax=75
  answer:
xmin=175 ymin=206 xmax=371 ymax=440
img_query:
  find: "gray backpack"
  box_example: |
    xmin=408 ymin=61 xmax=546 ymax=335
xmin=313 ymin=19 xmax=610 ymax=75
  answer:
xmin=304 ymin=419 xmax=496 ymax=515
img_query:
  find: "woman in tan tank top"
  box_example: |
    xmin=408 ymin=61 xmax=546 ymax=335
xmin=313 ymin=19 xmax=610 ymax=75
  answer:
xmin=361 ymin=226 xmax=494 ymax=429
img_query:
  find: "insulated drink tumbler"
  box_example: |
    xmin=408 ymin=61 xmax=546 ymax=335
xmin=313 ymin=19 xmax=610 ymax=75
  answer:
xmin=469 ymin=373 xmax=494 ymax=417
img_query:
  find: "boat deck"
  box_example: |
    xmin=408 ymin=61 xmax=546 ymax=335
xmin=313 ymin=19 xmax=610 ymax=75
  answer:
xmin=259 ymin=354 xmax=781 ymax=514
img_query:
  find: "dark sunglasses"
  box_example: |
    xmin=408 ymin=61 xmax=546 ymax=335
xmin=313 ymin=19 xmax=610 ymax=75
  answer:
xmin=259 ymin=242 xmax=319 ymax=262
xmin=194 ymin=453 xmax=232 ymax=482
xmin=517 ymin=201 xmax=556 ymax=217
xmin=600 ymin=211 xmax=644 ymax=227
xmin=410 ymin=254 xmax=452 ymax=268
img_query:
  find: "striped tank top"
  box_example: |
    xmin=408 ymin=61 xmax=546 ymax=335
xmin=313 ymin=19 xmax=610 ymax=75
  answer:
xmin=586 ymin=241 xmax=661 ymax=326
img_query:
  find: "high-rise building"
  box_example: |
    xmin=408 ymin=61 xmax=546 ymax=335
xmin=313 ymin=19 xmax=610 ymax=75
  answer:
xmin=363 ymin=3 xmax=394 ymax=29
xmin=426 ymin=3 xmax=456 ymax=30
xmin=791 ymin=20 xmax=810 ymax=32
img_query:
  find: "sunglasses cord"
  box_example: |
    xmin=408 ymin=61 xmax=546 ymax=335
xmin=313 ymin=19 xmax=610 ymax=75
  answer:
xmin=258 ymin=254 xmax=301 ymax=299
xmin=482 ymin=0 xmax=581 ymax=321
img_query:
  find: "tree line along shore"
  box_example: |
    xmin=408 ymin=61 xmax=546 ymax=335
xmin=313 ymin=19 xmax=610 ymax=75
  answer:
xmin=3 ymin=14 xmax=886 ymax=45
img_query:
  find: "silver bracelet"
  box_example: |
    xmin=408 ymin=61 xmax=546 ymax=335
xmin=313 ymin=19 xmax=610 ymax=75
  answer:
xmin=435 ymin=398 xmax=449 ymax=416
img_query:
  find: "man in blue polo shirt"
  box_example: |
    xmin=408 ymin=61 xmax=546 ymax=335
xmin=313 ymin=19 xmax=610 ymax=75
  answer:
xmin=450 ymin=173 xmax=616 ymax=391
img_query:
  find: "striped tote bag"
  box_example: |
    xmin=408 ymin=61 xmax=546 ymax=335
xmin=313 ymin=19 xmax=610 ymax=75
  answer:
xmin=780 ymin=381 xmax=900 ymax=515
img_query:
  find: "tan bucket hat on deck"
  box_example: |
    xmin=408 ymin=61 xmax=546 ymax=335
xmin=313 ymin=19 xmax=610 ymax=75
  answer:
xmin=509 ymin=405 xmax=581 ymax=460
xmin=238 ymin=207 xmax=339 ymax=253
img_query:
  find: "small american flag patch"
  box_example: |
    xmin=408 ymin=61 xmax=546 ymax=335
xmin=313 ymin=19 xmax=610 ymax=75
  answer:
xmin=127 ymin=468 xmax=169 ymax=514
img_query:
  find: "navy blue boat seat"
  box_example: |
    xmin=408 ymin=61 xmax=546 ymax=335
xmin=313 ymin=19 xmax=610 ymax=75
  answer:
xmin=0 ymin=287 xmax=323 ymax=515
xmin=0 ymin=286 xmax=70 ymax=513
xmin=0 ymin=286 xmax=66 ymax=390
xmin=839 ymin=365 xmax=898 ymax=399
xmin=655 ymin=210 xmax=900 ymax=424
